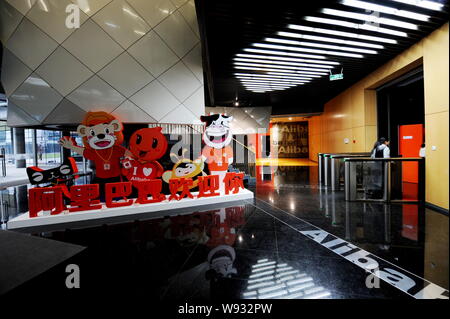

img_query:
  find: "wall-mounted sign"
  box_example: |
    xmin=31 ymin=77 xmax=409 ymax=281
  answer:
xmin=271 ymin=121 xmax=309 ymax=158
xmin=330 ymin=73 xmax=344 ymax=81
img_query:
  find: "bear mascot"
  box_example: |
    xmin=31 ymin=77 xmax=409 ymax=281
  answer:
xmin=59 ymin=111 xmax=129 ymax=199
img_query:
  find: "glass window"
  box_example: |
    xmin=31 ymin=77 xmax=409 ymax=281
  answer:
xmin=36 ymin=129 xmax=62 ymax=167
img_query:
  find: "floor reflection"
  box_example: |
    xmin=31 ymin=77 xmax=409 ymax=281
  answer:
xmin=254 ymin=165 xmax=449 ymax=290
xmin=3 ymin=163 xmax=448 ymax=298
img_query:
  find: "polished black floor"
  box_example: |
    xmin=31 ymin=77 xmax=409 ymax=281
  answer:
xmin=3 ymin=165 xmax=449 ymax=299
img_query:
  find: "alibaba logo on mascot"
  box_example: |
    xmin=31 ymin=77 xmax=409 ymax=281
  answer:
xmin=59 ymin=111 xmax=130 ymax=197
xmin=121 ymin=127 xmax=168 ymax=185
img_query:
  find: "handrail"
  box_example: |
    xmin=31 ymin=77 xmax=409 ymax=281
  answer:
xmin=323 ymin=152 xmax=370 ymax=158
xmin=329 ymin=154 xmax=370 ymax=159
xmin=344 ymin=157 xmax=424 ymax=162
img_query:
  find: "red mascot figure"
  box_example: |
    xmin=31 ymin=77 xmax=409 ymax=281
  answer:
xmin=59 ymin=111 xmax=129 ymax=200
xmin=121 ymin=127 xmax=168 ymax=186
xmin=200 ymin=114 xmax=234 ymax=194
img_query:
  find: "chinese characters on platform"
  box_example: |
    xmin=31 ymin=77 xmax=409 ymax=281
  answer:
xmin=28 ymin=173 xmax=245 ymax=217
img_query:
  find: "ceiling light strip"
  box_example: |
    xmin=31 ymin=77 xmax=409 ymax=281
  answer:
xmin=265 ymin=37 xmax=377 ymax=54
xmin=244 ymin=86 xmax=292 ymax=90
xmin=277 ymin=31 xmax=384 ymax=49
xmin=242 ymin=83 xmax=297 ymax=87
xmin=288 ymin=24 xmax=397 ymax=44
xmin=234 ymin=66 xmax=324 ymax=77
xmin=267 ymin=71 xmax=326 ymax=78
xmin=243 ymin=48 xmax=327 ymax=59
xmin=234 ymin=57 xmax=335 ymax=68
xmin=238 ymin=77 xmax=310 ymax=83
xmin=240 ymin=80 xmax=307 ymax=85
xmin=342 ymin=0 xmax=430 ymax=21
xmin=234 ymin=62 xmax=330 ymax=72
xmin=304 ymin=16 xmax=408 ymax=37
xmin=242 ymin=82 xmax=298 ymax=87
xmin=240 ymin=77 xmax=308 ymax=83
xmin=322 ymin=8 xmax=418 ymax=30
xmin=234 ymin=73 xmax=314 ymax=80
xmin=236 ymin=53 xmax=340 ymax=65
xmin=391 ymin=0 xmax=444 ymax=11
xmin=253 ymin=43 xmax=364 ymax=58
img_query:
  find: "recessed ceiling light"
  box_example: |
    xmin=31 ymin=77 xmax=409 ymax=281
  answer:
xmin=392 ymin=0 xmax=444 ymax=11
xmin=267 ymin=71 xmax=323 ymax=78
xmin=247 ymin=84 xmax=292 ymax=87
xmin=234 ymin=62 xmax=331 ymax=73
xmin=236 ymin=53 xmax=339 ymax=65
xmin=253 ymin=43 xmax=364 ymax=58
xmin=322 ymin=8 xmax=418 ymax=30
xmin=277 ymin=31 xmax=384 ymax=49
xmin=243 ymin=48 xmax=327 ymax=59
xmin=234 ymin=73 xmax=314 ymax=80
xmin=243 ymin=83 xmax=296 ymax=88
xmin=234 ymin=57 xmax=335 ymax=68
xmin=304 ymin=16 xmax=408 ymax=37
xmin=240 ymin=77 xmax=308 ymax=82
xmin=234 ymin=66 xmax=325 ymax=76
xmin=245 ymin=87 xmax=289 ymax=91
xmin=237 ymin=75 xmax=312 ymax=81
xmin=288 ymin=24 xmax=397 ymax=44
xmin=241 ymin=81 xmax=305 ymax=86
xmin=265 ymin=37 xmax=378 ymax=54
xmin=341 ymin=0 xmax=430 ymax=21
xmin=238 ymin=77 xmax=310 ymax=83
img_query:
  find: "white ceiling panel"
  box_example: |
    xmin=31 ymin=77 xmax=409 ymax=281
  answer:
xmin=92 ymin=0 xmax=150 ymax=49
xmin=98 ymin=51 xmax=154 ymax=98
xmin=36 ymin=46 xmax=93 ymax=96
xmin=62 ymin=19 xmax=123 ymax=72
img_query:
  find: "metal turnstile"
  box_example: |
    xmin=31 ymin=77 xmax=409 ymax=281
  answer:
xmin=319 ymin=152 xmax=370 ymax=189
xmin=344 ymin=157 xmax=424 ymax=203
xmin=330 ymin=154 xmax=370 ymax=191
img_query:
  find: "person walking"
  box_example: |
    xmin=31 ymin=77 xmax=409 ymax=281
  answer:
xmin=371 ymin=137 xmax=390 ymax=158
xmin=366 ymin=137 xmax=390 ymax=199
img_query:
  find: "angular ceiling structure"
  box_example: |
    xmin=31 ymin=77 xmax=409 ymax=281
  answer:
xmin=0 ymin=0 xmax=205 ymax=127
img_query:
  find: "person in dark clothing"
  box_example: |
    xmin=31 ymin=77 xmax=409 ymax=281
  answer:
xmin=366 ymin=137 xmax=391 ymax=199
xmin=371 ymin=137 xmax=391 ymax=159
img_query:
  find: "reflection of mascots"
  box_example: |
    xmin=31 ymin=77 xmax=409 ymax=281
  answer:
xmin=121 ymin=127 xmax=167 ymax=184
xmin=163 ymin=214 xmax=210 ymax=247
xmin=206 ymin=207 xmax=245 ymax=247
xmin=206 ymin=245 xmax=237 ymax=279
xmin=59 ymin=111 xmax=128 ymax=197
xmin=200 ymin=114 xmax=233 ymax=193
xmin=162 ymin=148 xmax=205 ymax=190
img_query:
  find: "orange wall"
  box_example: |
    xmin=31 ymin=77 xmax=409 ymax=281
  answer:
xmin=309 ymin=23 xmax=449 ymax=209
